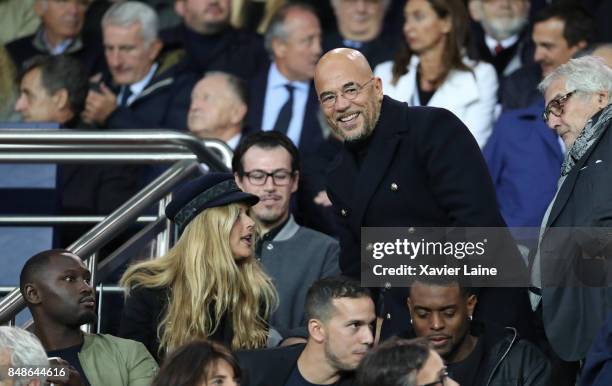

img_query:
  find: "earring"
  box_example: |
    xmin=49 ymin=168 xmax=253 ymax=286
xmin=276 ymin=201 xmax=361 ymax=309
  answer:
xmin=410 ymin=318 xmax=413 ymax=324
xmin=468 ymin=314 xmax=473 ymax=321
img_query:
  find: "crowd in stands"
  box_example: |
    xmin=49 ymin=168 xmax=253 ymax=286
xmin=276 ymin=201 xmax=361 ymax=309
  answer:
xmin=1 ymin=0 xmax=612 ymax=385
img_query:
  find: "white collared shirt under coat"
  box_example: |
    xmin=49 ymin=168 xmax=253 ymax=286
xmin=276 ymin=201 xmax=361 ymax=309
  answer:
xmin=374 ymin=55 xmax=499 ymax=148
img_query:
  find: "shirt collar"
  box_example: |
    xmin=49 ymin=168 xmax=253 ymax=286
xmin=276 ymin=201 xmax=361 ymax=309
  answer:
xmin=226 ymin=132 xmax=242 ymax=150
xmin=128 ymin=62 xmax=159 ymax=96
xmin=269 ymin=63 xmax=309 ymax=92
xmin=42 ymin=30 xmax=74 ymax=55
xmin=484 ymin=34 xmax=520 ymax=54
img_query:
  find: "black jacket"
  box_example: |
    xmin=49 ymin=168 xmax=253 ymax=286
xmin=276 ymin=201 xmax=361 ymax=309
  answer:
xmin=326 ymin=96 xmax=531 ymax=340
xmin=466 ymin=23 xmax=535 ymax=79
xmin=100 ymin=50 xmax=196 ymax=131
xmin=474 ymin=323 xmax=551 ymax=386
xmin=237 ymin=344 xmax=356 ymax=386
xmin=160 ymin=24 xmax=269 ymax=80
xmin=402 ymin=322 xmax=551 ymax=386
xmin=118 ymin=286 xmax=234 ymax=363
xmin=322 ymin=30 xmax=401 ymax=69
xmin=5 ymin=27 xmax=104 ymax=75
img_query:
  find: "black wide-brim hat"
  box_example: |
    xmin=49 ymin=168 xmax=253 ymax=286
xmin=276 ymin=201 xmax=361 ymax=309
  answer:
xmin=165 ymin=173 xmax=259 ymax=235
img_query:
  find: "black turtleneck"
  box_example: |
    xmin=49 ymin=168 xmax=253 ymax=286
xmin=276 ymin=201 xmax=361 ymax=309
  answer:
xmin=345 ymin=134 xmax=373 ymax=170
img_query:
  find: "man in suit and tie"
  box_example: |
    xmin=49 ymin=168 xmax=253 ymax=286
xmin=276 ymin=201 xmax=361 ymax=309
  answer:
xmin=82 ymin=1 xmax=195 ymax=131
xmin=245 ymin=3 xmax=324 ymax=157
xmin=531 ymin=56 xmax=612 ymax=386
xmin=467 ymin=0 xmax=533 ymax=80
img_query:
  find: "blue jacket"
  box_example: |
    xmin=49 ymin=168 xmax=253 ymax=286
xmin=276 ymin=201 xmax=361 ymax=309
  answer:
xmin=581 ymin=313 xmax=612 ymax=386
xmin=483 ymin=101 xmax=563 ymax=230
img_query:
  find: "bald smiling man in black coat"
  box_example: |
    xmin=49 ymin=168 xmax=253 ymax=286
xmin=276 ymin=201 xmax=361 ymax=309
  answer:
xmin=314 ymin=48 xmax=531 ymax=340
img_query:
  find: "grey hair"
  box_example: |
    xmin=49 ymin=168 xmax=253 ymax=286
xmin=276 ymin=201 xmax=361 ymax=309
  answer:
xmin=0 ymin=327 xmax=48 ymax=386
xmin=264 ymin=3 xmax=318 ymax=56
xmin=102 ymin=1 xmax=159 ymax=46
xmin=538 ymin=56 xmax=612 ymax=97
xmin=203 ymin=71 xmax=248 ymax=105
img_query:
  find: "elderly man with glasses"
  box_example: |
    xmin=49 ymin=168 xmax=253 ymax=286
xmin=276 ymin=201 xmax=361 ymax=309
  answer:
xmin=530 ymin=55 xmax=612 ymax=386
xmin=232 ymin=131 xmax=340 ymax=338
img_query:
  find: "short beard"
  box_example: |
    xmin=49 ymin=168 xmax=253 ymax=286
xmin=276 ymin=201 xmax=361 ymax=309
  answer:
xmin=337 ymin=102 xmax=382 ymax=144
xmin=70 ymin=311 xmax=97 ymax=328
xmin=483 ymin=17 xmax=527 ymax=41
xmin=324 ymin=339 xmax=355 ymax=372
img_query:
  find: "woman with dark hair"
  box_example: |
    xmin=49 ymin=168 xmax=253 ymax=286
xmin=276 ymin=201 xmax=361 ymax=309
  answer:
xmin=119 ymin=173 xmax=278 ymax=362
xmin=357 ymin=337 xmax=459 ymax=386
xmin=152 ymin=340 xmax=240 ymax=386
xmin=374 ymin=0 xmax=498 ymax=148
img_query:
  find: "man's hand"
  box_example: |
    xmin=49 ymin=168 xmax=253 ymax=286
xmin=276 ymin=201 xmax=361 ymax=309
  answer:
xmin=46 ymin=358 xmax=85 ymax=386
xmin=82 ymin=83 xmax=117 ymax=125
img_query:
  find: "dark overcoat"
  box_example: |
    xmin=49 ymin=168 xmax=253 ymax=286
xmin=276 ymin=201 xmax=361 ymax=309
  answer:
xmin=326 ymin=96 xmax=531 ymax=337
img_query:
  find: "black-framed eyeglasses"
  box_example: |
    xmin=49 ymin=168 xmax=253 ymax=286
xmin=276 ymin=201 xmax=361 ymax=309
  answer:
xmin=243 ymin=169 xmax=294 ymax=186
xmin=418 ymin=370 xmax=450 ymax=386
xmin=319 ymin=77 xmax=374 ymax=108
xmin=542 ymin=91 xmax=575 ymax=122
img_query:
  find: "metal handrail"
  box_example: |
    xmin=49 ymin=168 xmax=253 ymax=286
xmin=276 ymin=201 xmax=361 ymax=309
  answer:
xmin=0 ymin=129 xmax=232 ymax=170
xmin=0 ymin=129 xmax=233 ymax=324
xmin=0 ymin=216 xmax=157 ymax=225
xmin=0 ymin=159 xmax=199 ymax=323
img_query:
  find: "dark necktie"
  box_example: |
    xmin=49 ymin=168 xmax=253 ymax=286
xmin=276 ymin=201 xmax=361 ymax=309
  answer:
xmin=494 ymin=43 xmax=504 ymax=55
xmin=272 ymin=84 xmax=295 ymax=134
xmin=119 ymin=86 xmax=133 ymax=107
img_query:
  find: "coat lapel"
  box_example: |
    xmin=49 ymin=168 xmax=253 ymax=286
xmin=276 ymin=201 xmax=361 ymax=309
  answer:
xmin=351 ymin=130 xmax=401 ymax=230
xmin=546 ymin=127 xmax=608 ymax=227
xmin=350 ymin=97 xmax=402 ymax=230
xmin=245 ymin=66 xmax=270 ymax=130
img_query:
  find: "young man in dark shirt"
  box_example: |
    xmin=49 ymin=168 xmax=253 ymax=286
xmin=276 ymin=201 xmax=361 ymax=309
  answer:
xmin=237 ymin=276 xmax=375 ymax=386
xmin=405 ymin=277 xmax=551 ymax=386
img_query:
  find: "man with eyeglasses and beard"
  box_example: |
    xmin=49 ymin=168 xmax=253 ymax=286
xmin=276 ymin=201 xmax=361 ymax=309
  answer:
xmin=233 ymin=131 xmax=340 ymax=337
xmin=19 ymin=249 xmax=158 ymax=386
xmin=530 ymin=55 xmax=612 ymax=386
xmin=314 ymin=47 xmax=530 ymax=341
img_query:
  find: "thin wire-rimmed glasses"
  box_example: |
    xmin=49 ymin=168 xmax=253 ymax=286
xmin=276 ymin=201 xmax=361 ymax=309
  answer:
xmin=542 ymin=91 xmax=575 ymax=123
xmin=418 ymin=370 xmax=450 ymax=386
xmin=319 ymin=77 xmax=375 ymax=108
xmin=243 ymin=169 xmax=294 ymax=186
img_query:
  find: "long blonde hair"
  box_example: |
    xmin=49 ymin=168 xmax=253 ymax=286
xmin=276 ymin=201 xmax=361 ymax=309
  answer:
xmin=120 ymin=203 xmax=278 ymax=354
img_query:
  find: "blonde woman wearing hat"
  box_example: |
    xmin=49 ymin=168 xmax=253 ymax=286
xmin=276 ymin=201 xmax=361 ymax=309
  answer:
xmin=119 ymin=173 xmax=278 ymax=362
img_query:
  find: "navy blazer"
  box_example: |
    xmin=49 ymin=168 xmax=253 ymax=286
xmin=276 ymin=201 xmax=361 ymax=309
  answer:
xmin=245 ymin=65 xmax=324 ymax=156
xmin=581 ymin=312 xmax=612 ymax=386
xmin=483 ymin=101 xmax=564 ymax=229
